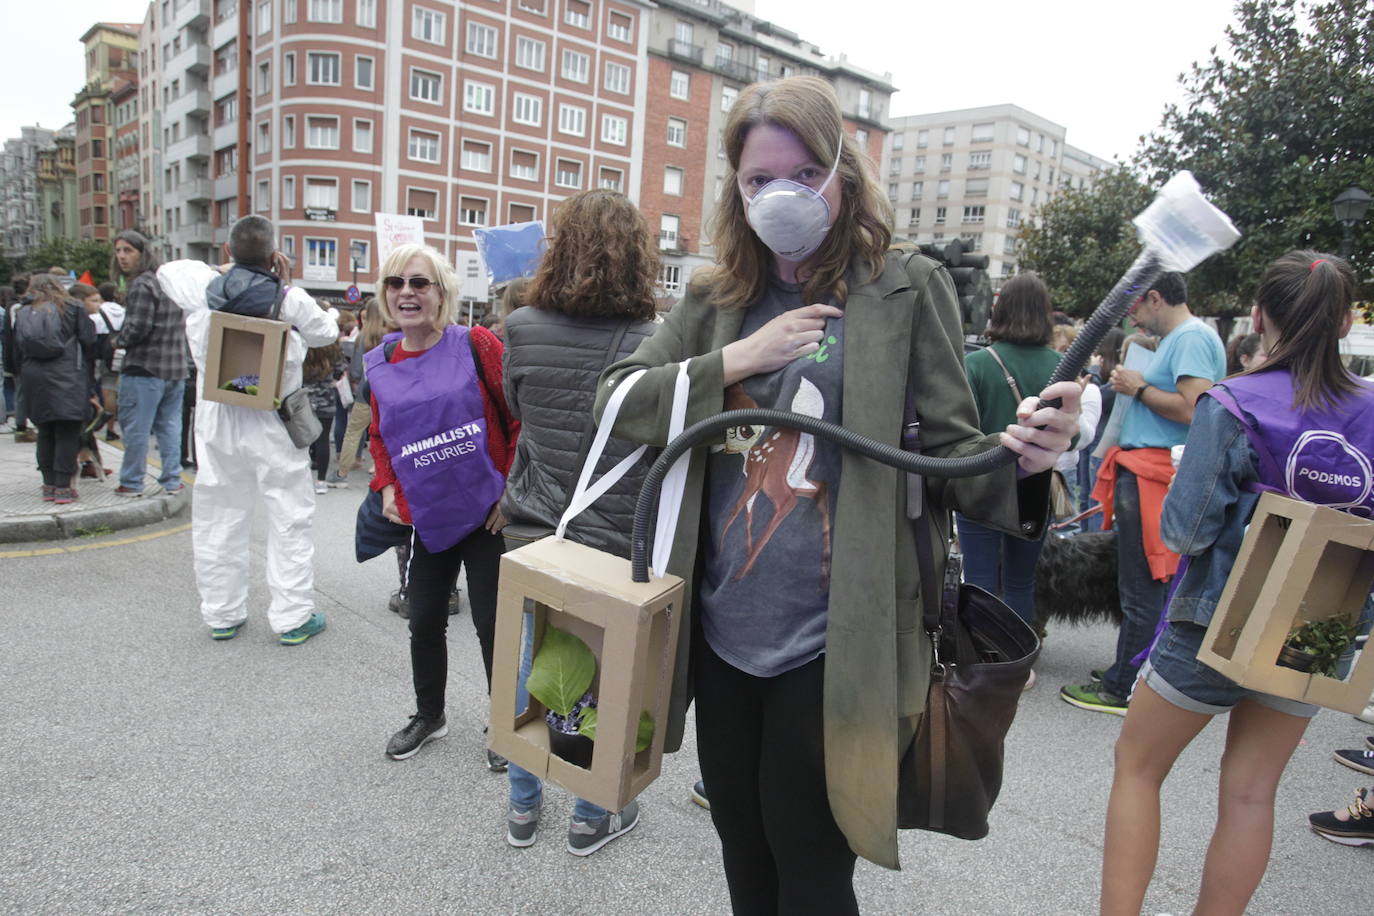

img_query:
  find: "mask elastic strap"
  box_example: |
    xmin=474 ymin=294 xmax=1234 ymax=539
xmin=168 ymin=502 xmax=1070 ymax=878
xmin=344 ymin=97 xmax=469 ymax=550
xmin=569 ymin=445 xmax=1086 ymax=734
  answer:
xmin=814 ymin=136 xmax=844 ymax=196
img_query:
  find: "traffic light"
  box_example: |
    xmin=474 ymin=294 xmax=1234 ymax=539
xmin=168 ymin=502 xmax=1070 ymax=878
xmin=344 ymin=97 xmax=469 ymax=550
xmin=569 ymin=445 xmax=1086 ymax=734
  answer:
xmin=914 ymin=239 xmax=993 ymax=337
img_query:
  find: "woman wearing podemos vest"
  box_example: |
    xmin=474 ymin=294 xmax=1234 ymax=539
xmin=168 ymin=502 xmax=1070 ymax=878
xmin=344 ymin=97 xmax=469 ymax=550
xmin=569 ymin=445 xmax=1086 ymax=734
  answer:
xmin=596 ymin=76 xmax=1081 ymax=914
xmin=1102 ymin=251 xmax=1374 ymax=914
xmin=366 ymin=244 xmax=518 ymax=764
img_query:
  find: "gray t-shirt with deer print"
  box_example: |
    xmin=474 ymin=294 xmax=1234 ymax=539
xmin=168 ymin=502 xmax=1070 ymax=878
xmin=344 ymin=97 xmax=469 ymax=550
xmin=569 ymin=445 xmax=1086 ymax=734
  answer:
xmin=700 ymin=275 xmax=845 ymax=677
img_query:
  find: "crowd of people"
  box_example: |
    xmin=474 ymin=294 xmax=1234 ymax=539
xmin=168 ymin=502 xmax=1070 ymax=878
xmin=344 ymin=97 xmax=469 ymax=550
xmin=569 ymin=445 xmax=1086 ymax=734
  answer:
xmin=2 ymin=74 xmax=1372 ymax=914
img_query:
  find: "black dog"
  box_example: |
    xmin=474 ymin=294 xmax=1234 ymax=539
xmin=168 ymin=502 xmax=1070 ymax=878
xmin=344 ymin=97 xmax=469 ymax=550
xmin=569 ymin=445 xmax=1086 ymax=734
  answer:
xmin=1034 ymin=531 xmax=1122 ymax=630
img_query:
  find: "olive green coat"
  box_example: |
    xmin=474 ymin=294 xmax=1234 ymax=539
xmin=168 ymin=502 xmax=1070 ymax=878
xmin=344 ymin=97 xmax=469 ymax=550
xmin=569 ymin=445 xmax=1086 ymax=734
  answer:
xmin=596 ymin=251 xmax=1045 ymax=869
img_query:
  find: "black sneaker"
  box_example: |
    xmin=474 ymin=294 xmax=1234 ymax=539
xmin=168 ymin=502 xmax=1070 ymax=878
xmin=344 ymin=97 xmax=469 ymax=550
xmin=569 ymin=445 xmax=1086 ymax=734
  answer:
xmin=690 ymin=780 xmax=710 ymax=810
xmin=386 ymin=714 xmax=448 ymax=760
xmin=567 ymin=800 xmax=639 ymax=856
xmin=1334 ymin=748 xmax=1374 ymax=776
xmin=487 ymin=749 xmax=509 ymax=772
xmin=1309 ymin=787 xmax=1374 ymax=847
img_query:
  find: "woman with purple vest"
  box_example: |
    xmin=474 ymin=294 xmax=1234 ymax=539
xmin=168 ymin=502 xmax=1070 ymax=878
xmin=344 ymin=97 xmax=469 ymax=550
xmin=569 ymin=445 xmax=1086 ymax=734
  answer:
xmin=365 ymin=244 xmax=520 ymax=766
xmin=1101 ymin=250 xmax=1374 ymax=914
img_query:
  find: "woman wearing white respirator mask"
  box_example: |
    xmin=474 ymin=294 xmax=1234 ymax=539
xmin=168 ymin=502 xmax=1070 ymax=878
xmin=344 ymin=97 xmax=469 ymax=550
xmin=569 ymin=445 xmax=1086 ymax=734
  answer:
xmin=597 ymin=77 xmax=1081 ymax=914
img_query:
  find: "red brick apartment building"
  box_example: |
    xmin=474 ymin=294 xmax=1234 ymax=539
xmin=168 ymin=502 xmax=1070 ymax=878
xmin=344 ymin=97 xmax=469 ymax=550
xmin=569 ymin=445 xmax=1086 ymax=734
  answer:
xmin=74 ymin=23 xmax=141 ymax=242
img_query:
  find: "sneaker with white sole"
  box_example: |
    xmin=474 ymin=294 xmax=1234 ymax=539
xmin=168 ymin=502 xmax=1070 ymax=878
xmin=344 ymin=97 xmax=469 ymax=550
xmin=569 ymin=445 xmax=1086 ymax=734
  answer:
xmin=1334 ymin=747 xmax=1374 ymax=776
xmin=507 ymin=801 xmax=541 ymax=848
xmin=313 ymin=481 xmax=329 ymax=495
xmin=690 ymin=780 xmax=710 ymax=810
xmin=1309 ymin=787 xmax=1374 ymax=847
xmin=567 ymin=800 xmax=639 ymax=856
xmin=386 ymin=714 xmax=448 ymax=760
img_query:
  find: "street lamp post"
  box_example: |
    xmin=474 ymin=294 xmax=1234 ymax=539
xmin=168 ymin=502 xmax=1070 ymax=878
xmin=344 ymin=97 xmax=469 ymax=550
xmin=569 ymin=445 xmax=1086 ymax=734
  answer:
xmin=1333 ymin=186 xmax=1371 ymax=260
xmin=349 ymin=241 xmax=366 ymax=288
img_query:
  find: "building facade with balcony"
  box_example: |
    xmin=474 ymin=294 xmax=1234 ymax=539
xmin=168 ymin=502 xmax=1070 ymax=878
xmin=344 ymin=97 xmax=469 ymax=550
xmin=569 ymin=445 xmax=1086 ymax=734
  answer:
xmin=641 ymin=0 xmax=893 ymax=297
xmin=1 ymin=126 xmax=58 ymax=259
xmin=883 ymin=104 xmax=1107 ymax=282
xmin=73 ymin=23 xmax=141 ymax=243
xmin=37 ymin=125 xmax=80 ymax=246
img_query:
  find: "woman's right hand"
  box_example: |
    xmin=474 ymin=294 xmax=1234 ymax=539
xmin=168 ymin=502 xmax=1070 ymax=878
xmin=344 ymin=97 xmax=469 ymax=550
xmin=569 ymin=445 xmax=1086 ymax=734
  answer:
xmin=722 ymin=304 xmax=843 ymax=384
xmin=381 ymin=484 xmax=402 ymax=524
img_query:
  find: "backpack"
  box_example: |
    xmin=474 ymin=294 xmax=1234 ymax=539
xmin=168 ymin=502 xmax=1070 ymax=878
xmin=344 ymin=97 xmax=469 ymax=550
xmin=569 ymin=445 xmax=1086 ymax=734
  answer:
xmin=95 ymin=307 xmax=120 ymax=369
xmin=14 ymin=303 xmax=68 ymax=360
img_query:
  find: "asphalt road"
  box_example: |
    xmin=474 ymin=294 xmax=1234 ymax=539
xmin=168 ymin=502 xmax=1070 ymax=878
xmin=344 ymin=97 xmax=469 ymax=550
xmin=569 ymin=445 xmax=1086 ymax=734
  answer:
xmin=2 ymin=487 xmax=1368 ymax=915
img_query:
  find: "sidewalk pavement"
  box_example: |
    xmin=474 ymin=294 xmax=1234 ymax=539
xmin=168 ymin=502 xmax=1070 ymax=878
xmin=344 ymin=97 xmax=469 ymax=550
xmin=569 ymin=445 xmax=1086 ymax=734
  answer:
xmin=0 ymin=426 xmax=190 ymax=543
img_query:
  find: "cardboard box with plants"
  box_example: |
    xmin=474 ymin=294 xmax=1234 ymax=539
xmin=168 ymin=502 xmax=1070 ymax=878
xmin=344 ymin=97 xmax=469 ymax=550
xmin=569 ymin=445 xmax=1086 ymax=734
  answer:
xmin=1198 ymin=492 xmax=1374 ymax=714
xmin=201 ymin=310 xmax=289 ymax=410
xmin=488 ymin=536 xmax=683 ymax=813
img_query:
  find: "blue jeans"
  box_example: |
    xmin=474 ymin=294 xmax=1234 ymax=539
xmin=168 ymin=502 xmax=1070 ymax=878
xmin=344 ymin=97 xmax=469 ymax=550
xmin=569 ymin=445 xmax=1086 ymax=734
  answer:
xmin=507 ymin=606 xmax=607 ymax=822
xmin=1102 ymin=468 xmax=1168 ymax=698
xmin=955 ymin=514 xmax=1046 ymax=625
xmin=117 ymin=374 xmax=185 ymax=491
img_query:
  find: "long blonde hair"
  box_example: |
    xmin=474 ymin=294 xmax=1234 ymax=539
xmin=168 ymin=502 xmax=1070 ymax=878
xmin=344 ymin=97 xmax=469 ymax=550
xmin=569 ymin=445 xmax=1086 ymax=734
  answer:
xmin=698 ymin=76 xmax=892 ymax=309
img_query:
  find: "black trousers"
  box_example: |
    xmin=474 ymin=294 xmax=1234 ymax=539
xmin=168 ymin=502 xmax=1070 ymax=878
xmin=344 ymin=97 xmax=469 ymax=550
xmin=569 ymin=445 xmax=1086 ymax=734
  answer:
xmin=694 ymin=639 xmax=859 ymax=916
xmin=406 ymin=524 xmax=505 ymax=720
xmin=35 ymin=420 xmax=83 ymax=487
xmin=308 ymin=416 xmax=334 ymax=481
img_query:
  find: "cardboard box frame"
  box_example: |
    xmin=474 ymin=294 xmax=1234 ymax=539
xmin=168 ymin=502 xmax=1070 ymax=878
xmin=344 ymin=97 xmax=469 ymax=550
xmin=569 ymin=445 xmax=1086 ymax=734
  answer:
xmin=201 ymin=310 xmax=290 ymax=411
xmin=488 ymin=537 xmax=683 ymax=813
xmin=1198 ymin=492 xmax=1374 ymax=714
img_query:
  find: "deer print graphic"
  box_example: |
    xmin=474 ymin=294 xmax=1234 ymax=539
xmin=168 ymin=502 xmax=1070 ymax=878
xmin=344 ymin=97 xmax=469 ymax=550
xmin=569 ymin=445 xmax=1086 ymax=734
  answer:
xmin=719 ymin=379 xmax=832 ymax=586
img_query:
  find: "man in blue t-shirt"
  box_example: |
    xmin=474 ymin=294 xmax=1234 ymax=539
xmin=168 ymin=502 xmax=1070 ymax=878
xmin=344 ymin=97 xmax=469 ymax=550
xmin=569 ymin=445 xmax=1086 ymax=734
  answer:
xmin=1061 ymin=272 xmax=1226 ymax=714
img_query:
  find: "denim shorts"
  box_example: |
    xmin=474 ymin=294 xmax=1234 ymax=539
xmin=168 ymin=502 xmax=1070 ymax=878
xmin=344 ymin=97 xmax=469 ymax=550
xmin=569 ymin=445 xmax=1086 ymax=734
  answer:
xmin=1139 ymin=621 xmax=1321 ymax=719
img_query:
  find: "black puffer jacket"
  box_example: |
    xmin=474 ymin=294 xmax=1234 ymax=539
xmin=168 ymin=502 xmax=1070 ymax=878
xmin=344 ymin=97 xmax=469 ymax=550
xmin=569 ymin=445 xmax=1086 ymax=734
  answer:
xmin=500 ymin=307 xmax=658 ymax=557
xmin=5 ymin=300 xmax=96 ymax=423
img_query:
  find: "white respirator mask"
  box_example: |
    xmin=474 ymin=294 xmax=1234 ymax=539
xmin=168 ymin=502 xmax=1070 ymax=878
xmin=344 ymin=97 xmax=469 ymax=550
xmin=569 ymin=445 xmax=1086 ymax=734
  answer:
xmin=742 ymin=140 xmax=843 ymax=262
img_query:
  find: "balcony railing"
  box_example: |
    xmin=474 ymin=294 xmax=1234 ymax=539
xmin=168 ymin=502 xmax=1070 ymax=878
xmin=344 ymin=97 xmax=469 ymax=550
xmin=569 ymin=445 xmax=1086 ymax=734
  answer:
xmin=667 ymin=40 xmax=703 ymax=66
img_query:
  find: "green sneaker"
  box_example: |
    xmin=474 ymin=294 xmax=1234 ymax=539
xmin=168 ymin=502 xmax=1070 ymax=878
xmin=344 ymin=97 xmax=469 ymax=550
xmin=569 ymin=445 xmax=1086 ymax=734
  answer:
xmin=1060 ymin=682 xmax=1128 ymax=716
xmin=279 ymin=612 xmax=326 ymax=646
xmin=210 ymin=621 xmax=245 ymax=641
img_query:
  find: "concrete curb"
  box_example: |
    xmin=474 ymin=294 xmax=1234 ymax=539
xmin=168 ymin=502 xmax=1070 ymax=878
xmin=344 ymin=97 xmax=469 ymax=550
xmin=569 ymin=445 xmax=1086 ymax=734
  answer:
xmin=0 ymin=489 xmax=189 ymax=543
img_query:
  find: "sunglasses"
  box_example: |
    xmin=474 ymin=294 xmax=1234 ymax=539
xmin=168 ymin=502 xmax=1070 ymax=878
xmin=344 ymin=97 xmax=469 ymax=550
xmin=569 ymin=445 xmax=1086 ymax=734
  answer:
xmin=383 ymin=275 xmax=435 ymax=291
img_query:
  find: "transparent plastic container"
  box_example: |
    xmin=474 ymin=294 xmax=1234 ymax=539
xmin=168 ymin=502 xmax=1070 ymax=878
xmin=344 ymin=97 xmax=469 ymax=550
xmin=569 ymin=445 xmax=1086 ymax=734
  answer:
xmin=1133 ymin=171 xmax=1241 ymax=272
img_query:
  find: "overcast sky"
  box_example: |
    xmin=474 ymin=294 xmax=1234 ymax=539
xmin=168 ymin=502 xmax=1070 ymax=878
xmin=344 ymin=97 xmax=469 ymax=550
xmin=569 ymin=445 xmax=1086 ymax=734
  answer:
xmin=6 ymin=0 xmax=1242 ymax=162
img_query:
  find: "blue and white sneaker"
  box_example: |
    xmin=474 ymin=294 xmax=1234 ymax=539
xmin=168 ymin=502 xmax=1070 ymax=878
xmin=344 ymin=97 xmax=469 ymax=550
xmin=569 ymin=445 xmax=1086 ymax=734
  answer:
xmin=279 ymin=612 xmax=326 ymax=646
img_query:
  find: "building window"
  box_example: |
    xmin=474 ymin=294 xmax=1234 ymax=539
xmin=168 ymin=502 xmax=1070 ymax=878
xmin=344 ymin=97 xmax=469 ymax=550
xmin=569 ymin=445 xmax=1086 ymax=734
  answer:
xmin=916 ymin=129 xmax=929 ymax=148
xmin=410 ymin=68 xmax=442 ymax=103
xmin=1033 ymin=160 xmax=1042 ymax=180
xmin=893 ymin=133 xmax=905 ymax=151
xmin=1004 ymin=237 xmax=1017 ymax=255
xmin=969 ymin=151 xmax=991 ymax=170
xmin=467 ymin=22 xmax=498 ymax=58
xmin=509 ymin=202 xmax=536 ymax=223
xmin=461 ymin=140 xmax=492 ymax=171
xmin=306 ymin=238 xmax=337 ymax=272
xmin=887 ymin=182 xmax=898 ymax=201
xmin=308 ymin=0 xmax=342 ymax=23
xmin=664 ymin=166 xmax=683 ymax=195
xmin=258 ymin=1 xmax=272 ymax=33
xmin=356 ymin=55 xmax=374 ymax=90
xmin=1006 ymin=208 xmax=1021 ymax=228
xmin=601 ymin=114 xmax=627 ymax=145
xmin=555 ymin=158 xmax=582 ymax=189
xmin=558 ymin=104 xmax=585 ymax=136
xmin=304 ymin=178 xmax=339 ymax=210
xmin=962 ymin=205 xmax=985 ymax=223
xmin=282 ymin=236 xmax=295 ymax=260
xmin=971 ymin=122 xmax=995 ymax=143
xmin=283 ymin=0 xmax=297 ymax=23
xmin=608 ymin=11 xmax=632 ymax=42
xmin=517 ymin=0 xmax=545 ymax=12
xmin=659 ymin=214 xmax=680 ymax=250
xmin=666 ymin=117 xmax=686 ymax=147
xmin=464 ymin=81 xmax=495 ymax=115
xmin=721 ymin=85 xmax=737 ymax=113
xmin=346 ymin=179 xmax=369 ymax=213
xmin=282 ymin=114 xmax=295 ymax=148
xmin=965 ymin=177 xmax=989 ymax=197
xmin=911 ymin=181 xmax=923 ymax=198
xmin=1031 ymin=188 xmax=1039 ymax=205
xmin=658 ymin=263 xmax=682 ymax=294
xmin=353 ymin=119 xmax=373 ymax=153
xmin=908 ymin=208 xmax=921 ymax=225
xmin=1010 ymin=181 xmax=1024 ymax=201
xmin=412 ymin=6 xmax=446 ymax=43
xmin=282 ymin=176 xmax=295 ymax=209
xmin=599 ymin=167 xmax=623 ymax=191
xmin=257 ymin=61 xmax=271 ymax=95
xmin=515 ymin=36 xmax=545 ymax=71
xmin=935 ymin=206 xmax=946 ymax=224
xmin=305 ymin=116 xmax=339 ymax=149
xmin=942 ymin=126 xmax=955 ymax=146
xmin=509 ymin=149 xmax=538 ymax=181
xmin=1049 ymin=139 xmax=1058 ymax=157
xmin=1016 ymin=126 xmax=1030 ymax=146
xmin=307 ymin=52 xmax=340 ymax=85
xmin=256 ymin=179 xmax=270 ymax=210
xmin=913 ymin=155 xmax=926 ymax=172
xmin=937 ymin=180 xmax=949 ymax=198
xmin=512 ymin=93 xmax=543 ymax=126
xmin=856 ymin=129 xmax=869 ymax=147
xmin=604 ymin=60 xmax=630 ymax=95
xmin=858 ymin=89 xmax=872 ymax=118
xmin=257 ymin=120 xmax=271 ymax=153
xmin=406 ymin=188 xmax=437 ymax=220
xmin=459 ymin=197 xmax=488 ymax=227
xmin=284 ymin=52 xmax=296 ymax=86
xmin=940 ymin=153 xmax=952 ymax=171
xmin=1013 ymin=154 xmax=1026 ymax=174
xmin=356 ymin=0 xmax=376 ymax=27
xmin=565 ymin=0 xmax=590 ymax=27
xmin=408 ymin=130 xmax=441 ymax=163
xmin=669 ymin=69 xmax=689 ymax=100
xmin=674 ymin=21 xmax=693 ymax=45
xmin=561 ymin=49 xmax=589 ymax=83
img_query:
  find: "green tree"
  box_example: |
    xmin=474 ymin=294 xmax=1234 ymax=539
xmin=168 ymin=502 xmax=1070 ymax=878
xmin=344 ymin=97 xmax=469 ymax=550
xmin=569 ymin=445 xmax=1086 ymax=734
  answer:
xmin=1017 ymin=167 xmax=1153 ymax=318
xmin=1139 ymin=0 xmax=1374 ymax=311
xmin=23 ymin=238 xmax=114 ymax=285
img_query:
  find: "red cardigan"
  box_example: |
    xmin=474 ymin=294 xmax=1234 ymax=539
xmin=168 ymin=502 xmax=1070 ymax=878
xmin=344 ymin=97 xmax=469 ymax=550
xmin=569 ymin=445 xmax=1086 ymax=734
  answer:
xmin=368 ymin=325 xmax=519 ymax=526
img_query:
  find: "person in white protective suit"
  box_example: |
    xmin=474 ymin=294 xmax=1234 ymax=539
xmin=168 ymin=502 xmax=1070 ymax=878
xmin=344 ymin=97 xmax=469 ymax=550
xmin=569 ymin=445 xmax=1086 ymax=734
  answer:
xmin=157 ymin=216 xmax=338 ymax=645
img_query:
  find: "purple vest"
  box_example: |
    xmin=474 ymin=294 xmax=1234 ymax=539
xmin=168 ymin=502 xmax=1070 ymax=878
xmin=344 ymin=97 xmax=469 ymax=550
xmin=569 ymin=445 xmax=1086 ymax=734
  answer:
xmin=365 ymin=326 xmax=507 ymax=551
xmin=1206 ymin=368 xmax=1374 ymax=519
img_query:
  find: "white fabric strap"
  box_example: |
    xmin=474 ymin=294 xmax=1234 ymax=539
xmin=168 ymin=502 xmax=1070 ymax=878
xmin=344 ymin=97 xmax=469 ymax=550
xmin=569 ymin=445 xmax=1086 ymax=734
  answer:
xmin=556 ymin=369 xmax=649 ymax=538
xmin=652 ymin=361 xmax=692 ymax=578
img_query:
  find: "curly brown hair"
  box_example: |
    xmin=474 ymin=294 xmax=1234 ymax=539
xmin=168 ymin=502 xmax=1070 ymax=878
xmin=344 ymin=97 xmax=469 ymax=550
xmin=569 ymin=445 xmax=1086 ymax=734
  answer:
xmin=525 ymin=189 xmax=659 ymax=321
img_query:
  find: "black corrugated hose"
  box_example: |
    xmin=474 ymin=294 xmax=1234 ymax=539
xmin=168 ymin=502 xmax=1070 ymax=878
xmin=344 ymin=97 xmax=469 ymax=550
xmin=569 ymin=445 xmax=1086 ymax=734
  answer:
xmin=630 ymin=250 xmax=1165 ymax=582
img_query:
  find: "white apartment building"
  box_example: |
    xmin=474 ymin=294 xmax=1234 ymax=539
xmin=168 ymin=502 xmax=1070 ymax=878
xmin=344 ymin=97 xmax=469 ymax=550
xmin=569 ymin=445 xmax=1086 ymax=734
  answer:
xmin=884 ymin=104 xmax=1108 ymax=281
